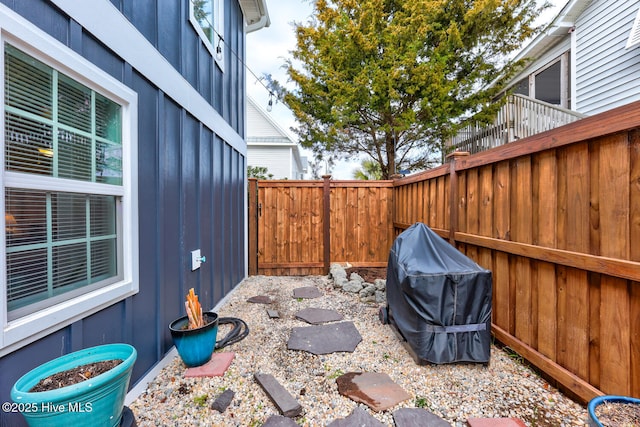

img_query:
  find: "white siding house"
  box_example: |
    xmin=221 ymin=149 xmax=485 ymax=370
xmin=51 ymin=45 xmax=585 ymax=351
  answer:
xmin=247 ymin=97 xmax=308 ymax=179
xmin=450 ymin=0 xmax=640 ymax=153
xmin=508 ymin=0 xmax=640 ymax=115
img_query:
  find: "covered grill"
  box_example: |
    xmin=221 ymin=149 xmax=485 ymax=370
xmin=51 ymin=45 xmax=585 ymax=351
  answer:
xmin=382 ymin=222 xmax=492 ymax=364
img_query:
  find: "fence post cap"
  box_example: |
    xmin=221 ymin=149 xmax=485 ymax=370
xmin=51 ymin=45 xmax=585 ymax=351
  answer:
xmin=446 ymin=151 xmax=470 ymax=160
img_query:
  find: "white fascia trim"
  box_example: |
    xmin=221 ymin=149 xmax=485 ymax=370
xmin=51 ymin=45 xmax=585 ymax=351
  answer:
xmin=51 ymin=0 xmax=246 ymax=156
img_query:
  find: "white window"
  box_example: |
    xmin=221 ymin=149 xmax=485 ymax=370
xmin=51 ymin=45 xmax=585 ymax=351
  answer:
xmin=0 ymin=8 xmax=138 ymax=355
xmin=190 ymin=0 xmax=225 ymax=71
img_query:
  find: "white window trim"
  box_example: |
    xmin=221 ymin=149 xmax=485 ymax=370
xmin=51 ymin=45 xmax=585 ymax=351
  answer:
xmin=0 ymin=5 xmax=139 ymax=356
xmin=189 ymin=0 xmax=225 ymax=72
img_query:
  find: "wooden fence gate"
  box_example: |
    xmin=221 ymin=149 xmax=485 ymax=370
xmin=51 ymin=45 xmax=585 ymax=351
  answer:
xmin=248 ymin=176 xmax=394 ymax=276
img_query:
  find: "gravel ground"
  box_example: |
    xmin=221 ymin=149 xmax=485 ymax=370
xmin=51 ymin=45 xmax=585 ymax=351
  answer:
xmin=129 ymin=275 xmax=589 ymax=426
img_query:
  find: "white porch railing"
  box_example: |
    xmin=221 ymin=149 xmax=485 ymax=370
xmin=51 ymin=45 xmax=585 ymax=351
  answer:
xmin=448 ymin=94 xmax=587 ymax=154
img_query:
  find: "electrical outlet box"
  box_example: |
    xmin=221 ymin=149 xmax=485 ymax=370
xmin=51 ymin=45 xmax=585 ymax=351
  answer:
xmin=191 ymin=249 xmax=203 ymax=271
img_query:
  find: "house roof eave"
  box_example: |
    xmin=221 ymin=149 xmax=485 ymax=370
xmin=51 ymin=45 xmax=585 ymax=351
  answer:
xmin=239 ymin=0 xmax=270 ymax=33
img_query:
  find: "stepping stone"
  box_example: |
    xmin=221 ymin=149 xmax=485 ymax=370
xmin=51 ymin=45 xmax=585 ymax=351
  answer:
xmin=254 ymin=373 xmax=303 ymax=417
xmin=184 ymin=352 xmax=234 ymax=377
xmin=336 ymin=372 xmax=411 ymax=412
xmin=327 ymin=406 xmax=385 ymax=427
xmin=267 ymin=309 xmax=280 ymax=318
xmin=261 ymin=415 xmax=299 ymax=427
xmin=247 ymin=295 xmax=273 ymax=304
xmin=393 ymin=407 xmax=452 ymax=426
xmin=292 ymin=286 xmax=323 ymax=299
xmin=295 ymin=307 xmax=343 ymax=324
xmin=467 ymin=418 xmax=527 ymax=427
xmin=287 ymin=321 xmax=362 ymax=354
xmin=210 ymin=389 xmax=234 ymax=413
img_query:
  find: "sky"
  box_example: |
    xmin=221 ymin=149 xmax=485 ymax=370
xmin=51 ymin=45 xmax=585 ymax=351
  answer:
xmin=245 ymin=0 xmax=568 ymax=179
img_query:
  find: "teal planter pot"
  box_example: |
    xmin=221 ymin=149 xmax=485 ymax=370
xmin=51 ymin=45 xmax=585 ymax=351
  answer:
xmin=169 ymin=311 xmax=219 ymax=367
xmin=588 ymin=395 xmax=640 ymax=427
xmin=10 ymin=343 xmax=137 ymax=427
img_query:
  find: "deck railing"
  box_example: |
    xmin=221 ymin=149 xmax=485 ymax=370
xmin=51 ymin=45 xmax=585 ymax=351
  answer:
xmin=448 ymin=94 xmax=586 ymax=154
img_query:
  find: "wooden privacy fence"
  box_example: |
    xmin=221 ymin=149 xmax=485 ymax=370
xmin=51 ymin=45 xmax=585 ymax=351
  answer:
xmin=248 ymin=177 xmax=394 ymax=276
xmin=248 ymin=100 xmax=640 ymax=403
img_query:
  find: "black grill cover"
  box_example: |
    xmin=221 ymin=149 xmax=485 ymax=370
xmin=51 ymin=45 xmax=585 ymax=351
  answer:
xmin=386 ymin=223 xmax=492 ymax=364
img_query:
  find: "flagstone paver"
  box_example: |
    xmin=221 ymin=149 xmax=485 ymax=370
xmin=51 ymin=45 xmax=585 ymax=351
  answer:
xmin=247 ymin=295 xmax=273 ymax=304
xmin=335 ymin=372 xmax=411 ymax=412
xmin=287 ymin=321 xmax=362 ymax=354
xmin=294 ymin=307 xmax=344 ymax=324
xmin=466 ymin=418 xmax=527 ymax=427
xmin=393 ymin=407 xmax=452 ymax=426
xmin=183 ymin=352 xmax=234 ymax=377
xmin=261 ymin=414 xmax=299 ymax=426
xmin=292 ymin=286 xmax=323 ymax=299
xmin=254 ymin=373 xmax=303 ymax=417
xmin=210 ymin=389 xmax=235 ymax=413
xmin=326 ymin=407 xmax=386 ymax=427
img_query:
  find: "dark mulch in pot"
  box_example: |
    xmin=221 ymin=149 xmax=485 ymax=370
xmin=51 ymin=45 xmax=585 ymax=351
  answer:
xmin=30 ymin=359 xmax=123 ymax=392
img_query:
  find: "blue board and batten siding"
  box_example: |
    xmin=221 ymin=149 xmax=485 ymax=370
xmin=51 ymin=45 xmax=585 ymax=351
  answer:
xmin=0 ymin=0 xmax=248 ymax=425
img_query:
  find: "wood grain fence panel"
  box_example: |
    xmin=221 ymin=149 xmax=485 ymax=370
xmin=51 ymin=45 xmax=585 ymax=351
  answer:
xmin=513 ymin=157 xmax=534 ymax=346
xmin=588 ymin=272 xmax=601 ymax=392
xmin=276 ymin=187 xmax=291 ymax=267
xmin=493 ymin=161 xmax=511 ymax=331
xmin=560 ymin=144 xmax=590 ymax=380
xmin=598 ymin=134 xmax=631 ymax=395
xmin=630 ymin=130 xmax=640 ymax=396
xmin=599 ymin=277 xmax=631 ymax=395
xmin=631 ymin=283 xmax=640 ymax=397
xmin=345 ymin=186 xmax=358 ymax=261
xmin=477 ymin=165 xmax=494 ymax=271
xmin=457 ymin=171 xmax=468 ymax=234
xmin=465 ymin=169 xmax=479 ymax=262
xmin=533 ymin=151 xmax=557 ymax=360
xmin=332 ymin=186 xmax=346 ymax=262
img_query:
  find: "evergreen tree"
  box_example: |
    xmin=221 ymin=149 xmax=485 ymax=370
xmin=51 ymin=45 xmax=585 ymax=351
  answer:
xmin=272 ymin=0 xmax=546 ymax=179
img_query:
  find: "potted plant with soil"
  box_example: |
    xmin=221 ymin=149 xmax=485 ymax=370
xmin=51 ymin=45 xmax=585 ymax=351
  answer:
xmin=169 ymin=288 xmax=219 ymax=367
xmin=10 ymin=343 xmax=137 ymax=427
xmin=588 ymin=395 xmax=640 ymax=427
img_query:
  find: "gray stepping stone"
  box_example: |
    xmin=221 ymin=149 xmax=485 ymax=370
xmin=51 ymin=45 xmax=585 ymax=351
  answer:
xmin=287 ymin=321 xmax=362 ymax=354
xmin=254 ymin=373 xmax=302 ymax=417
xmin=266 ymin=309 xmax=280 ymax=318
xmin=210 ymin=389 xmax=234 ymax=413
xmin=393 ymin=407 xmax=452 ymax=427
xmin=247 ymin=295 xmax=273 ymax=304
xmin=292 ymin=286 xmax=323 ymax=299
xmin=327 ymin=407 xmax=385 ymax=427
xmin=261 ymin=415 xmax=299 ymax=427
xmin=336 ymin=372 xmax=411 ymax=412
xmin=295 ymin=307 xmax=343 ymax=324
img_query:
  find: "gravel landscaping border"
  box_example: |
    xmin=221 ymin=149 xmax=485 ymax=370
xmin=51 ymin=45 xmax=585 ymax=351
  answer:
xmin=128 ymin=274 xmax=589 ymax=426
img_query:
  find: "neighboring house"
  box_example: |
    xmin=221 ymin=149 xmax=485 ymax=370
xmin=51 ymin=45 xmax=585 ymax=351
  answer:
xmin=0 ymin=1 xmax=268 ymax=425
xmin=450 ymin=0 xmax=640 ymax=153
xmin=247 ymin=96 xmax=308 ymax=179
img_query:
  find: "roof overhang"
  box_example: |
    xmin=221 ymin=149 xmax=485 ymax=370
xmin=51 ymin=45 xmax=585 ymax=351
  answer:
xmin=514 ymin=0 xmax=591 ymax=62
xmin=238 ymin=0 xmax=270 ymax=33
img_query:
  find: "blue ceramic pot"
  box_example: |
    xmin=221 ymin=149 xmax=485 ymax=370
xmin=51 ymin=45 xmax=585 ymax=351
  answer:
xmin=169 ymin=311 xmax=219 ymax=367
xmin=10 ymin=343 xmax=137 ymax=427
xmin=588 ymin=395 xmax=640 ymax=427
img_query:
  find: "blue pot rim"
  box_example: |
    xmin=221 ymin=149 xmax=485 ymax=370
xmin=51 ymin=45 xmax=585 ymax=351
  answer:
xmin=588 ymin=395 xmax=640 ymax=427
xmin=169 ymin=311 xmax=218 ymax=336
xmin=11 ymin=343 xmax=137 ymax=403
